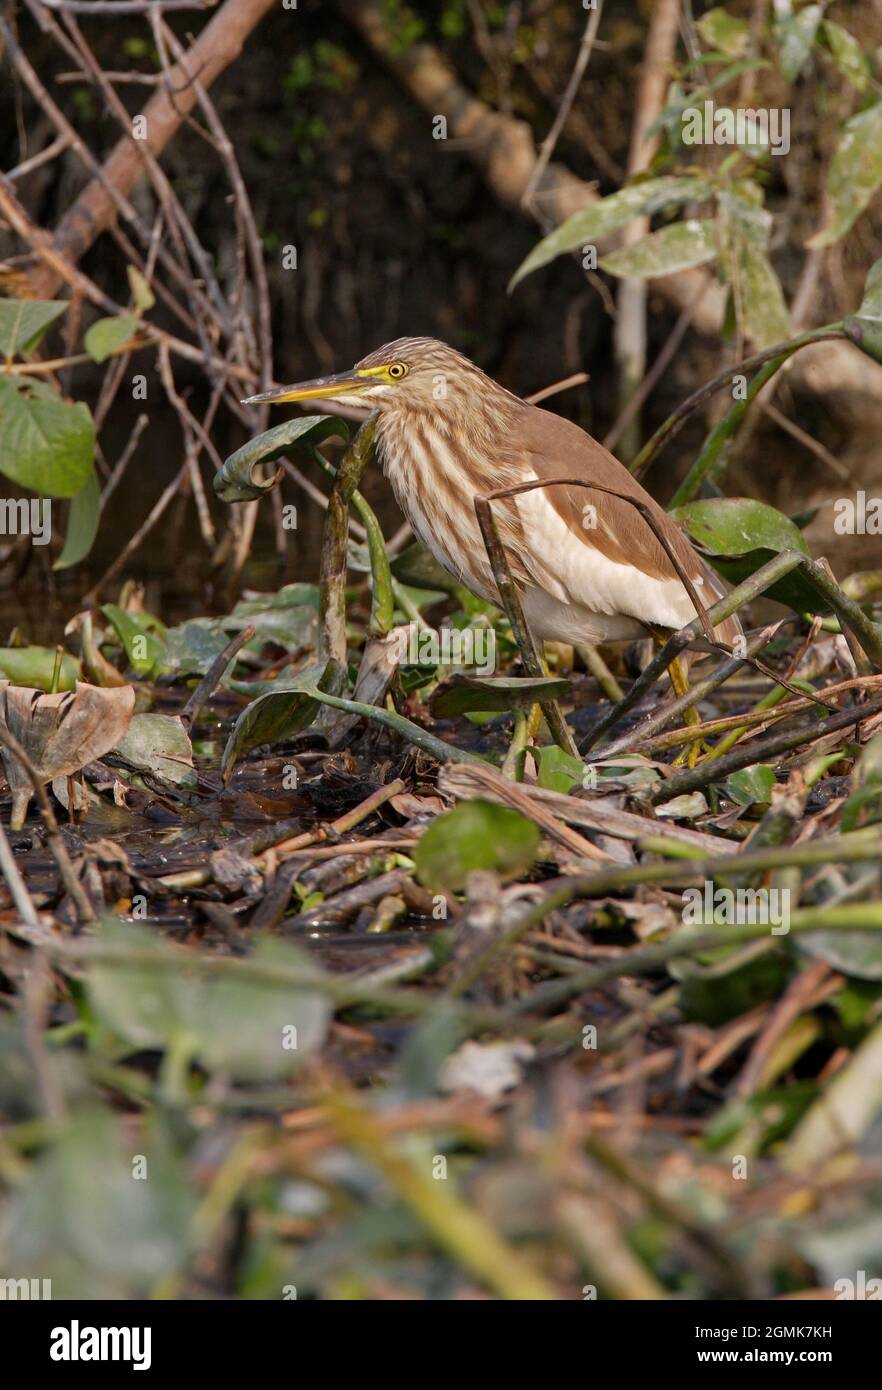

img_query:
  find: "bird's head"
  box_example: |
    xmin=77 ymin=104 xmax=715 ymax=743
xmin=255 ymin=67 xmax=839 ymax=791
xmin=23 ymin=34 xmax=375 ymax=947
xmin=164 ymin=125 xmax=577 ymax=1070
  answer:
xmin=241 ymin=337 xmax=515 ymax=432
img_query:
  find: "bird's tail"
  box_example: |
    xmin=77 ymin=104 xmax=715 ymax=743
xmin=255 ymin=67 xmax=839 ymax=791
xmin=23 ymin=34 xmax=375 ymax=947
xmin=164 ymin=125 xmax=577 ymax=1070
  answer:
xmin=696 ymin=558 xmax=744 ymax=651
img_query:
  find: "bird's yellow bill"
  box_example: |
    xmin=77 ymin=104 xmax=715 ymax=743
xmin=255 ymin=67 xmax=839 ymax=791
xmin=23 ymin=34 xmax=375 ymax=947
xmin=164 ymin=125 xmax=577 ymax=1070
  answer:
xmin=241 ymin=370 xmax=370 ymax=407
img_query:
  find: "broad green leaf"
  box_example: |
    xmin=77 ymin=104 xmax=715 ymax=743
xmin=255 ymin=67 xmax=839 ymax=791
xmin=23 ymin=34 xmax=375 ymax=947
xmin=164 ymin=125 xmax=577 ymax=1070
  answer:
xmin=798 ymin=930 xmax=882 ymax=981
xmin=220 ymin=661 xmax=339 ymax=784
xmin=0 ymin=645 xmax=80 ymax=690
xmin=0 ymin=298 xmax=67 ymax=357
xmin=738 ymin=244 xmax=790 ymax=347
xmin=88 ymin=921 xmax=329 ymax=1083
xmin=162 ymin=618 xmax=231 ymax=678
xmin=718 ymin=184 xmax=790 ymax=344
xmin=534 ymin=744 xmax=586 ymax=794
xmin=127 ymin=265 xmax=155 ymax=311
xmin=854 ymin=256 xmax=882 ymax=321
xmin=822 ymin=20 xmax=870 ymax=91
xmin=671 ymin=497 xmax=818 ymax=611
xmin=808 ymin=103 xmax=882 ymax=249
xmin=0 ymin=378 xmax=95 ymax=497
xmin=509 ymin=177 xmax=713 ymax=288
xmin=84 ymin=313 xmax=140 ymax=364
xmin=696 ymin=7 xmax=749 ymax=57
xmin=672 ymin=943 xmax=789 ymax=1027
xmin=101 ymin=603 xmax=167 ymax=676
xmin=53 ymin=466 xmax=100 ymax=570
xmin=214 ymin=414 xmax=348 ymax=502
xmin=844 ymin=256 xmax=882 ymax=363
xmin=229 ymin=582 xmax=321 ymax=651
xmin=391 ymin=540 xmax=468 ymax=598
xmin=724 ymin=764 xmax=776 ymax=806
xmin=2 ymin=1108 xmax=196 ymax=1296
xmin=775 ymin=4 xmax=823 ymax=82
xmin=113 ymin=713 xmax=196 ymax=787
xmin=672 ymin=497 xmax=811 ymax=558
xmin=414 ymin=799 xmax=540 ymax=893
xmin=599 ymin=219 xmax=718 ymax=280
xmin=430 ymin=674 xmax=570 ymax=719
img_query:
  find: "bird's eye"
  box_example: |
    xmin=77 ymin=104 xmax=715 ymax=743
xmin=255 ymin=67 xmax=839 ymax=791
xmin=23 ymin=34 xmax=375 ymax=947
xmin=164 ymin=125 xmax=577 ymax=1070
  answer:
xmin=388 ymin=363 xmax=407 ymax=379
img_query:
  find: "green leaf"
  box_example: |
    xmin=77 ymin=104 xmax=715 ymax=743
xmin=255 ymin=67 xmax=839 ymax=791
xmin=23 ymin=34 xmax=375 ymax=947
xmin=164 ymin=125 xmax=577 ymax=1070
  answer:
xmin=127 ymin=265 xmax=155 ymax=311
xmin=798 ymin=930 xmax=882 ymax=981
xmin=775 ymin=4 xmax=823 ymax=82
xmin=671 ymin=497 xmax=819 ymax=611
xmin=508 ymin=177 xmax=713 ymax=288
xmin=214 ymin=415 xmax=348 ymax=502
xmin=821 ymin=20 xmax=870 ymax=91
xmin=695 ymin=7 xmax=749 ymax=58
xmin=53 ymin=466 xmax=100 ymax=570
xmin=162 ymin=618 xmax=231 ymax=678
xmin=599 ymin=220 xmax=718 ymax=280
xmin=0 ymin=378 xmax=95 ymax=497
xmin=718 ymin=190 xmax=790 ymax=347
xmin=0 ymin=645 xmax=80 ymax=690
xmin=724 ymin=764 xmax=776 ymax=806
xmin=101 ymin=603 xmax=167 ymax=677
xmin=430 ymin=674 xmax=571 ymax=719
xmin=735 ymin=242 xmax=791 ymax=347
xmin=672 ymin=497 xmax=810 ymax=560
xmin=84 ymin=314 xmax=140 ymax=364
xmin=414 ymin=799 xmax=540 ymax=893
xmin=88 ymin=921 xmax=330 ymax=1083
xmin=220 ymin=660 xmax=340 ymax=784
xmin=808 ymin=103 xmax=882 ymax=249
xmin=2 ymin=1108 xmax=196 ymax=1296
xmin=854 ymin=256 xmax=882 ymax=322
xmin=391 ymin=541 xmax=469 ymax=598
xmin=533 ymin=744 xmax=586 ymax=794
xmin=113 ymin=713 xmax=196 ymax=787
xmin=843 ymin=256 xmax=882 ymax=363
xmin=0 ymin=298 xmax=68 ymax=357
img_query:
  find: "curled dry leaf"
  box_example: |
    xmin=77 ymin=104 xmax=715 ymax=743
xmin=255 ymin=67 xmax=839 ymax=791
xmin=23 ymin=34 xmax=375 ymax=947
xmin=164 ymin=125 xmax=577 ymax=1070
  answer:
xmin=0 ymin=680 xmax=135 ymax=829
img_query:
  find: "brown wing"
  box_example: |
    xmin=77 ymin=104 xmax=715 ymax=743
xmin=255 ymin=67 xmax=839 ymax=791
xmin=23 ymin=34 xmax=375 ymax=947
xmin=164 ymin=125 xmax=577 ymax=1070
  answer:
xmin=514 ymin=402 xmax=743 ymax=644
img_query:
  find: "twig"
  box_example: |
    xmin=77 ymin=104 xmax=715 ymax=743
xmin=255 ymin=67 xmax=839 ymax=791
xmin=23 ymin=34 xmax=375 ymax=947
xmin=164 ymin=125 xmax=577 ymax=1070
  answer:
xmin=179 ymin=624 xmax=255 ymax=731
xmin=0 ymin=820 xmax=41 ymax=929
xmin=648 ymin=690 xmax=882 ymax=807
xmin=521 ymin=0 xmax=605 ymax=214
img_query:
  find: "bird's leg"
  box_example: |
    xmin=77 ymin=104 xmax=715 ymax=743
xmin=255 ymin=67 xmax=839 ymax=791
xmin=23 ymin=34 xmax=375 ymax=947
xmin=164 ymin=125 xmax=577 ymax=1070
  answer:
xmin=651 ymin=629 xmax=703 ymax=769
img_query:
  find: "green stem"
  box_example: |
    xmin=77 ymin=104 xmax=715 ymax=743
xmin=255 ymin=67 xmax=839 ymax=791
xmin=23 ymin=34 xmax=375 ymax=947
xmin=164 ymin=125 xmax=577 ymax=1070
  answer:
xmin=309 ymin=688 xmax=488 ymax=765
xmin=350 ymin=488 xmax=395 ymax=637
xmin=629 ymin=324 xmax=845 ymax=483
xmin=668 ymin=352 xmax=786 ymax=508
xmin=318 ymin=415 xmax=377 ymax=667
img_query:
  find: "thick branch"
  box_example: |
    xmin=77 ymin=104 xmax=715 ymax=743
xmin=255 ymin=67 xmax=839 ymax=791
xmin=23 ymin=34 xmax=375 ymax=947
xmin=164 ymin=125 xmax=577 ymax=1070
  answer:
xmin=19 ymin=0 xmax=276 ymax=299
